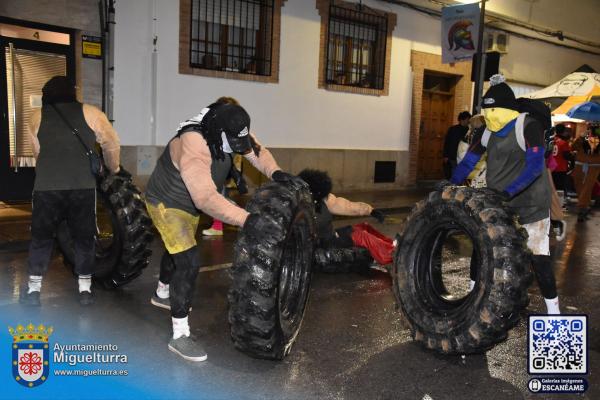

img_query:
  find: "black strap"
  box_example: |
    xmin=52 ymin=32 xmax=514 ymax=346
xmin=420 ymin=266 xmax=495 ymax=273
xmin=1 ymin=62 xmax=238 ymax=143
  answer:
xmin=50 ymin=104 xmax=95 ymax=157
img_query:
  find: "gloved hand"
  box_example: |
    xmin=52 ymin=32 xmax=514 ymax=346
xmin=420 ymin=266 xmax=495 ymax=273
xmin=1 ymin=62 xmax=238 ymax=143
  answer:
xmin=370 ymin=208 xmax=385 ymax=223
xmin=115 ymin=165 xmax=132 ymax=179
xmin=230 ymin=166 xmax=248 ymax=195
xmin=434 ymin=180 xmax=453 ymax=192
xmin=243 ymin=213 xmax=285 ymax=243
xmin=482 ymin=187 xmax=511 ymax=202
xmin=271 ymin=170 xmax=308 ymax=191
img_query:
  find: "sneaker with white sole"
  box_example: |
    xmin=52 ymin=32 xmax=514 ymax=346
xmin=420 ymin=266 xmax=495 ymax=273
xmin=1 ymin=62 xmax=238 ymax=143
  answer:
xmin=151 ymin=294 xmax=171 ymax=310
xmin=150 ymin=293 xmax=192 ymax=311
xmin=168 ymin=335 xmax=207 ymax=362
xmin=202 ymin=228 xmax=223 ymax=236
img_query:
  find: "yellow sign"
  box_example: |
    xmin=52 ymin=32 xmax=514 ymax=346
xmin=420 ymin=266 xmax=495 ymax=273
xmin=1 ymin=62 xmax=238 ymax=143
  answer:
xmin=82 ymin=35 xmax=102 ymax=59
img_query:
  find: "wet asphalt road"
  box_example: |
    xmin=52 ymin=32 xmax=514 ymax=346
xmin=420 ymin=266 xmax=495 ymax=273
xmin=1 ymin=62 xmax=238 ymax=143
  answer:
xmin=0 ymin=211 xmax=599 ymax=399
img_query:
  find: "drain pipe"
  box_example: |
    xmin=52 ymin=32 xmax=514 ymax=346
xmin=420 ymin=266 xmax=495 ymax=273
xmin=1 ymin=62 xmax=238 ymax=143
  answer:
xmin=106 ymin=0 xmax=115 ymax=122
xmin=100 ymin=0 xmax=106 ymax=112
xmin=100 ymin=0 xmax=115 ymax=120
xmin=150 ymin=0 xmax=158 ymax=145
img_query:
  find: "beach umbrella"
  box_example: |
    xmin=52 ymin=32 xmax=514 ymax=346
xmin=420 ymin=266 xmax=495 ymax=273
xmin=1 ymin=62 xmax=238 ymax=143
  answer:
xmin=523 ymin=65 xmax=600 ymax=114
xmin=567 ymin=101 xmax=600 ymax=121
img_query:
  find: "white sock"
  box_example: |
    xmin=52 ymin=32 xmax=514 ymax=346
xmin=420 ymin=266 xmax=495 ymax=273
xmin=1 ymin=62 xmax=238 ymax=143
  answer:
xmin=156 ymin=281 xmax=169 ymax=299
xmin=28 ymin=275 xmax=42 ymax=293
xmin=544 ymin=296 xmax=560 ymax=315
xmin=78 ymin=275 xmax=92 ymax=293
xmin=468 ymin=280 xmax=476 ymax=291
xmin=172 ymin=316 xmax=190 ymax=340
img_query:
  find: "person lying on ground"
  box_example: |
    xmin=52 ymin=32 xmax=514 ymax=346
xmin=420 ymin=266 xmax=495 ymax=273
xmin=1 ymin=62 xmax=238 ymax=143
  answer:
xmin=298 ymin=169 xmax=393 ymax=267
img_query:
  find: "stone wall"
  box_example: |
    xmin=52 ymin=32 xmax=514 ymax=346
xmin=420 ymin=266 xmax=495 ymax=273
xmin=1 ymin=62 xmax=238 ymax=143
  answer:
xmin=120 ymin=145 xmax=410 ymax=192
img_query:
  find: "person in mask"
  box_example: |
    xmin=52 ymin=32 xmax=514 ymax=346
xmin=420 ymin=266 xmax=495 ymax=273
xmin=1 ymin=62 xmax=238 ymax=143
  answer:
xmin=21 ymin=76 xmax=122 ymax=307
xmin=298 ymin=169 xmax=391 ymax=268
xmin=201 ymin=97 xmax=247 ymax=237
xmin=144 ymin=100 xmax=300 ymax=362
xmin=448 ymin=74 xmax=559 ymax=314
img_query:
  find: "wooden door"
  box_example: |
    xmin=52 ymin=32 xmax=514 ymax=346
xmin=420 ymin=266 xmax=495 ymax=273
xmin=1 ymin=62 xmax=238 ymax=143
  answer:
xmin=418 ymin=91 xmax=455 ymax=180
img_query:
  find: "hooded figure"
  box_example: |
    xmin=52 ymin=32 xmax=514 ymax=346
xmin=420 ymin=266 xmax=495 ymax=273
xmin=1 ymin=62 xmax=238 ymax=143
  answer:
xmin=144 ymin=99 xmax=300 ymax=362
xmin=450 ymin=74 xmax=559 ymax=315
xmin=298 ymin=169 xmax=392 ymax=266
xmin=20 ymin=76 xmax=122 ymax=307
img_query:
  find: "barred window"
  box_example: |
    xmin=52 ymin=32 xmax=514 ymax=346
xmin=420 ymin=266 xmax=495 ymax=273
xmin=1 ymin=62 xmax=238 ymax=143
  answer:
xmin=190 ymin=0 xmax=275 ymax=76
xmin=326 ymin=4 xmax=386 ymax=89
xmin=317 ymin=1 xmax=395 ymax=96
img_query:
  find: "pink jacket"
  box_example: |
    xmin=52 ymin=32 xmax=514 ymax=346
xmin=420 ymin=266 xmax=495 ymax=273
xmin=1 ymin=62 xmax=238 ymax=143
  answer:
xmin=325 ymin=193 xmax=373 ymax=216
xmin=170 ymin=132 xmax=280 ymax=226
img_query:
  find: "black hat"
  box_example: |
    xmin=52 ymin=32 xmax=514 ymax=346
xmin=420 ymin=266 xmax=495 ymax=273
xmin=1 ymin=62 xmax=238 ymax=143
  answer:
xmin=42 ymin=76 xmax=76 ymax=105
xmin=213 ymin=104 xmax=251 ymax=153
xmin=481 ymin=74 xmax=518 ymax=111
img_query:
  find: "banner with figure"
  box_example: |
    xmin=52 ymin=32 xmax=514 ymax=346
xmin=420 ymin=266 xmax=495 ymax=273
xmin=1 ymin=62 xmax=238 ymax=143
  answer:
xmin=442 ymin=3 xmax=480 ymax=64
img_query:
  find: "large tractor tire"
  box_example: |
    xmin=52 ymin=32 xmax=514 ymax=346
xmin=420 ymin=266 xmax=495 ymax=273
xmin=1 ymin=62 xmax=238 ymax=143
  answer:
xmin=57 ymin=172 xmax=154 ymax=288
xmin=314 ymin=246 xmax=373 ymax=274
xmin=228 ymin=181 xmax=316 ymax=360
xmin=392 ymin=185 xmax=532 ymax=354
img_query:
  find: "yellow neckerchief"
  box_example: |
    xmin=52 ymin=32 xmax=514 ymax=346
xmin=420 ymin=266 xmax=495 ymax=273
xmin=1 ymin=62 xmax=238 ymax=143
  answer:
xmin=483 ymin=107 xmax=520 ymax=133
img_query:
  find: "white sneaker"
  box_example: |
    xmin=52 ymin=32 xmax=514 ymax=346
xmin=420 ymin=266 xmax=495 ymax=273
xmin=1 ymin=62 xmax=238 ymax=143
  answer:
xmin=554 ymin=220 xmax=566 ymax=242
xmin=202 ymin=228 xmax=223 ymax=236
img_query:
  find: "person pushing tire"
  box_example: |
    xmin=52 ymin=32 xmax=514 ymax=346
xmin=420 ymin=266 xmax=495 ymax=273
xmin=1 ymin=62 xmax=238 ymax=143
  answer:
xmin=144 ymin=98 xmax=300 ymax=362
xmin=449 ymin=74 xmax=559 ymax=314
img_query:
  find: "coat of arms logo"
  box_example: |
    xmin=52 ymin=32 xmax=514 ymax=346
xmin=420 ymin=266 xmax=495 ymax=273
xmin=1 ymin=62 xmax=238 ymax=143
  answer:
xmin=9 ymin=323 xmax=53 ymax=388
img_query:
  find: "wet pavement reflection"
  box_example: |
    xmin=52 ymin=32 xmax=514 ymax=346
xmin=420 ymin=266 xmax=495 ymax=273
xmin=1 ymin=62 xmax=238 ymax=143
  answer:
xmin=0 ymin=210 xmax=598 ymax=399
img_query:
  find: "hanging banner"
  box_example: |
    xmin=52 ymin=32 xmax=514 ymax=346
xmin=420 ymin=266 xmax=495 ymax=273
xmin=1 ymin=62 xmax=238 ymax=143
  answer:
xmin=441 ymin=3 xmax=480 ymax=64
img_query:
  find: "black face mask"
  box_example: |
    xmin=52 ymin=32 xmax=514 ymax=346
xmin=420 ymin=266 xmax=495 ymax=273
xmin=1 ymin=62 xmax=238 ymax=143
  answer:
xmin=223 ymin=129 xmax=252 ymax=154
xmin=213 ymin=104 xmax=252 ymax=154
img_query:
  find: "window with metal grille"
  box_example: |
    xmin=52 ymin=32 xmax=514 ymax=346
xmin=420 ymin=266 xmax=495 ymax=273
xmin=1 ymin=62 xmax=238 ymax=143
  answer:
xmin=325 ymin=4 xmax=387 ymax=90
xmin=190 ymin=0 xmax=274 ymax=76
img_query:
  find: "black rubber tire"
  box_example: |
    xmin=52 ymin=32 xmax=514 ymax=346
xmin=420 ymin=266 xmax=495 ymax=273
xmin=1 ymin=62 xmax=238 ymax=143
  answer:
xmin=57 ymin=173 xmax=154 ymax=288
xmin=228 ymin=181 xmax=316 ymax=360
xmin=314 ymin=246 xmax=373 ymax=274
xmin=392 ymin=185 xmax=532 ymax=354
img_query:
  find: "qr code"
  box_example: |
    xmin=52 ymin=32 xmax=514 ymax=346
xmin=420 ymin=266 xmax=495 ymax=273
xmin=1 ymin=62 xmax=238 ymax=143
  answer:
xmin=528 ymin=315 xmax=587 ymax=374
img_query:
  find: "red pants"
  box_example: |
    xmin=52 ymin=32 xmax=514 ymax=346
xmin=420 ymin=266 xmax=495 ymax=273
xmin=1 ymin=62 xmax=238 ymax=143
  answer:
xmin=350 ymin=222 xmax=394 ymax=265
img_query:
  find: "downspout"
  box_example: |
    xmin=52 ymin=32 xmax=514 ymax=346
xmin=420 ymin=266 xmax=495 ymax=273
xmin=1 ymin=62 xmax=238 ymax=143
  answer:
xmin=100 ymin=0 xmax=106 ymax=113
xmin=106 ymin=0 xmax=116 ymax=122
xmin=472 ymin=0 xmax=486 ymax=113
xmin=151 ymin=0 xmax=158 ymax=145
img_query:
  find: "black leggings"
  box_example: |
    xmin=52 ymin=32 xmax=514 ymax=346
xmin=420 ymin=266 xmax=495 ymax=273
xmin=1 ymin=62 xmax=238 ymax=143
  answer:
xmin=552 ymin=171 xmax=568 ymax=192
xmin=468 ymin=255 xmax=556 ymax=299
xmin=28 ymin=189 xmax=96 ymax=277
xmin=532 ymin=255 xmax=557 ymax=299
xmin=159 ymin=248 xmax=200 ymax=318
